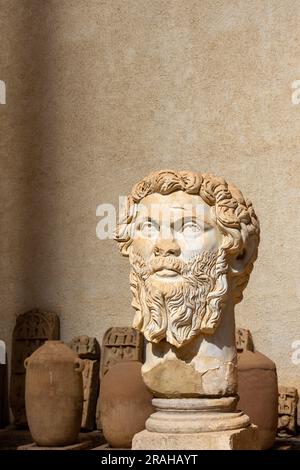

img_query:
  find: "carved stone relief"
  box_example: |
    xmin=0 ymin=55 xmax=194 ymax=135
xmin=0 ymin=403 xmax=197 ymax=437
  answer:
xmin=101 ymin=327 xmax=143 ymax=377
xmin=69 ymin=336 xmax=100 ymax=431
xmin=278 ymin=386 xmax=299 ymax=436
xmin=236 ymin=327 xmax=254 ymax=352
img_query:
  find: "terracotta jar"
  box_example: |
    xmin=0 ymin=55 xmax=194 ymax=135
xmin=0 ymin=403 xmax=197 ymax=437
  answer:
xmin=25 ymin=340 xmax=84 ymax=447
xmin=100 ymin=361 xmax=154 ymax=448
xmin=237 ymin=350 xmax=278 ymax=450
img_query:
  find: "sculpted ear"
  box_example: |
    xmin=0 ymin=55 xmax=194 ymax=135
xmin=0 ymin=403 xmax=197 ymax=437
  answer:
xmin=230 ymin=235 xmax=258 ymax=274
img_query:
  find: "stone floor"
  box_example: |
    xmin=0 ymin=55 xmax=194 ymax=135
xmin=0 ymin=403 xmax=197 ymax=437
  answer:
xmin=0 ymin=426 xmax=299 ymax=450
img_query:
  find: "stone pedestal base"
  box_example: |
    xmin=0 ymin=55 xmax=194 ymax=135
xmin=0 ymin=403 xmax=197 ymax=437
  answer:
xmin=17 ymin=431 xmax=104 ymax=450
xmin=132 ymin=425 xmax=259 ymax=450
xmin=18 ymin=441 xmax=93 ymax=451
xmin=132 ymin=397 xmax=260 ymax=450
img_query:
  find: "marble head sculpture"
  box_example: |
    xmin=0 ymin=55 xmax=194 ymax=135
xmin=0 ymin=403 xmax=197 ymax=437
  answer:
xmin=114 ymin=170 xmax=260 ymax=399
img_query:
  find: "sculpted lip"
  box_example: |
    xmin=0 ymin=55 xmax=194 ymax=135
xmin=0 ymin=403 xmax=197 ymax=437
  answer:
xmin=154 ymin=268 xmax=180 ymax=278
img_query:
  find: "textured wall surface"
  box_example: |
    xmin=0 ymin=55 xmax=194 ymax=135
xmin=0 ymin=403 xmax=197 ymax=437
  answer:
xmin=1 ymin=0 xmax=300 ymax=417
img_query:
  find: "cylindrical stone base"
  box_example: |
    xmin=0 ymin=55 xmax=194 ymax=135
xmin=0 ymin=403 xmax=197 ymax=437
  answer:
xmin=132 ymin=397 xmax=259 ymax=450
xmin=146 ymin=397 xmax=250 ymax=433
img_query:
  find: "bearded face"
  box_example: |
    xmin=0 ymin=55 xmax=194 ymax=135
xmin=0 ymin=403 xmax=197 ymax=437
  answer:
xmin=127 ymin=191 xmax=229 ymax=348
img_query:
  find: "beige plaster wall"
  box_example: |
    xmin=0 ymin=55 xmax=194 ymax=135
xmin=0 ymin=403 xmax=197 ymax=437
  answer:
xmin=1 ymin=0 xmax=300 ymax=416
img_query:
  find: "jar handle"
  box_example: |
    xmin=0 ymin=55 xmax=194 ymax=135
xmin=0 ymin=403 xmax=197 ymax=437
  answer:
xmin=24 ymin=358 xmax=29 ymax=369
xmin=74 ymin=357 xmax=84 ymax=373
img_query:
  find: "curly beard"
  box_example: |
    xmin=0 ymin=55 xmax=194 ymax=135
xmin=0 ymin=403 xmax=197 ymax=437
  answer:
xmin=129 ymin=248 xmax=229 ymax=348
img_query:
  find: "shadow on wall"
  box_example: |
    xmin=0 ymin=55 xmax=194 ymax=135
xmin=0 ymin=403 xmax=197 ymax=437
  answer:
xmin=1 ymin=2 xmax=66 ymax=426
xmin=12 ymin=2 xmax=63 ymax=310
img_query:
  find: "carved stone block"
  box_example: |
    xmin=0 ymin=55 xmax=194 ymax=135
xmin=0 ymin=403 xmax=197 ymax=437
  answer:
xmin=69 ymin=336 xmax=100 ymax=360
xmin=10 ymin=309 xmax=60 ymax=427
xmin=101 ymin=327 xmax=143 ymax=377
xmin=278 ymin=386 xmax=299 ymax=436
xmin=132 ymin=426 xmax=259 ymax=450
xmin=236 ymin=328 xmax=254 ymax=352
xmin=69 ymin=336 xmax=100 ymax=431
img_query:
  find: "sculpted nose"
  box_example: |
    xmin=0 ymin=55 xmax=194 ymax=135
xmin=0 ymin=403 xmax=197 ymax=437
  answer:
xmin=154 ymin=238 xmax=181 ymax=257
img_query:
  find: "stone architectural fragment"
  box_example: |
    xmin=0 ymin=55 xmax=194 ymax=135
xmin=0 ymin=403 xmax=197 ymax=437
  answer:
xmin=277 ymin=386 xmax=298 ymax=436
xmin=100 ymin=327 xmax=143 ymax=377
xmin=69 ymin=336 xmax=100 ymax=431
xmin=133 ymin=427 xmax=259 ymax=450
xmin=10 ymin=309 xmax=60 ymax=426
xmin=236 ymin=327 xmax=254 ymax=352
xmin=69 ymin=335 xmax=100 ymax=359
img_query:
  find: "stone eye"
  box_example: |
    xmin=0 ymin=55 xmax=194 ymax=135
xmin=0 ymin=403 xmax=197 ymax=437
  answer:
xmin=182 ymin=221 xmax=202 ymax=236
xmin=139 ymin=220 xmax=159 ymax=238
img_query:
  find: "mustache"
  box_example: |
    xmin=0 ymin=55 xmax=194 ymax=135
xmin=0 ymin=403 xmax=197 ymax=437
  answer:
xmin=149 ymin=256 xmax=184 ymax=275
xmin=130 ymin=249 xmax=219 ymax=281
